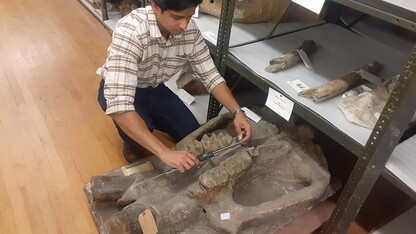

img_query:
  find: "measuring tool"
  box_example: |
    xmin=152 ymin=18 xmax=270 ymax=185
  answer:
xmin=137 ymin=140 xmax=245 ymax=184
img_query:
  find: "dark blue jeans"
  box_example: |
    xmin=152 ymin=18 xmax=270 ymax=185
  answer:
xmin=97 ymin=79 xmax=200 ymax=149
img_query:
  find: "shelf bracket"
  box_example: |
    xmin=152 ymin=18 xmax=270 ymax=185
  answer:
xmin=321 ymin=44 xmax=416 ymax=233
xmin=207 ymin=0 xmax=237 ymax=120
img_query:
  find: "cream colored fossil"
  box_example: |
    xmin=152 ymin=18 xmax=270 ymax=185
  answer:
xmin=265 ymin=40 xmax=316 ymax=73
xmin=200 ymin=0 xmax=291 ymax=23
xmin=299 ymin=61 xmax=380 ymax=103
xmin=183 ymin=140 xmax=205 ymax=156
xmin=92 ymin=0 xmax=113 ymax=10
xmin=338 ymin=86 xmax=389 ymax=129
xmin=184 ymin=132 xmax=233 ymax=156
xmin=187 ymin=150 xmax=252 ymax=200
xmin=87 ymin=111 xmax=333 ymax=234
xmin=338 ymin=75 xmax=416 ymax=129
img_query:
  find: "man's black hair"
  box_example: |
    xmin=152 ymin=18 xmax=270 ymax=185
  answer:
xmin=152 ymin=0 xmax=202 ymax=12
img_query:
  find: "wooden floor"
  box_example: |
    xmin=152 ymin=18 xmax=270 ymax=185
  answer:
xmin=0 ymin=0 xmax=128 ymax=233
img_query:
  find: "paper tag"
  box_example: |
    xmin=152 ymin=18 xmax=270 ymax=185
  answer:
xmin=138 ymin=209 xmax=158 ymax=234
xmin=220 ymin=212 xmax=230 ymax=220
xmin=287 ymin=79 xmax=310 ymax=93
xmin=265 ymin=88 xmax=294 ymax=121
xmin=296 ymin=50 xmax=314 ymax=69
xmin=241 ymin=107 xmax=262 ymax=123
xmin=342 ymin=84 xmax=372 ymax=98
xmin=176 ymin=89 xmax=195 ymax=105
xmin=192 ymin=5 xmax=199 ymax=18
xmin=292 ymin=0 xmax=325 ymax=14
xmin=202 ymin=31 xmax=217 ymax=45
xmin=358 ymin=69 xmax=382 ymax=85
xmin=122 ymin=161 xmax=154 ymax=176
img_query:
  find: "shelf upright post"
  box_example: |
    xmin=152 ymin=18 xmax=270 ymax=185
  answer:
xmin=100 ymin=0 xmax=109 ymax=20
xmin=321 ymin=45 xmax=416 ymax=233
xmin=207 ymin=0 xmax=237 ymax=120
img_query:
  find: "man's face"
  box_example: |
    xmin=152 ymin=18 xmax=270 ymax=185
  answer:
xmin=151 ymin=3 xmax=196 ymax=36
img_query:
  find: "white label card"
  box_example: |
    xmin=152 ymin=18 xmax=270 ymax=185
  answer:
xmin=292 ymin=0 xmax=325 ymax=14
xmin=265 ymin=88 xmax=294 ymax=121
xmin=358 ymin=69 xmax=382 ymax=85
xmin=220 ymin=212 xmax=230 ymax=220
xmin=202 ymin=31 xmax=217 ymax=45
xmin=176 ymin=89 xmax=195 ymax=105
xmin=287 ymin=79 xmax=310 ymax=93
xmin=241 ymin=107 xmax=262 ymax=123
xmin=192 ymin=5 xmax=199 ymax=18
xmin=296 ymin=50 xmax=314 ymax=70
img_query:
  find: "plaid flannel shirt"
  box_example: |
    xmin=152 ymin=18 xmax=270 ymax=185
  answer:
xmin=97 ymin=6 xmax=224 ymax=115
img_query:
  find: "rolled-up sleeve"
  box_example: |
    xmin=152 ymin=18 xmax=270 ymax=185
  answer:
xmin=103 ymin=23 xmax=142 ymax=115
xmin=189 ymin=30 xmax=225 ymax=92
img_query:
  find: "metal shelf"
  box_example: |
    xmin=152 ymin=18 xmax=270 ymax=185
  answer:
xmin=332 ymin=0 xmax=416 ymax=31
xmin=193 ymin=12 xmax=325 ymax=48
xmin=226 ymin=53 xmax=366 ymax=156
xmin=78 ymin=0 xmax=416 ymax=231
xmin=214 ymin=1 xmax=416 ymax=233
xmin=371 ymin=205 xmax=416 ymax=233
xmin=77 ymin=0 xmax=122 ymax=32
xmin=384 ymin=134 xmax=416 ymax=200
xmin=383 ymin=169 xmax=416 ymax=201
xmin=227 ymin=23 xmax=408 ymax=155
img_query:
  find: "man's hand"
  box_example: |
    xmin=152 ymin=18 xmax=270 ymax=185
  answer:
xmin=110 ymin=111 xmax=200 ymax=172
xmin=158 ymin=150 xmax=200 ymax=173
xmin=234 ymin=113 xmax=251 ymax=142
xmin=210 ymin=83 xmax=252 ymax=142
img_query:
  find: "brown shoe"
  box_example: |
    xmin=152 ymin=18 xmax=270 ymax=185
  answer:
xmin=122 ymin=142 xmax=144 ymax=163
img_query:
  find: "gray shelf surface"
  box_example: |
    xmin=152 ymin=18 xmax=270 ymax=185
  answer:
xmin=164 ymin=74 xmax=217 ymax=125
xmin=228 ymin=23 xmax=408 ymax=150
xmin=384 ymin=134 xmax=416 ymax=199
xmin=332 ymin=0 xmax=416 ymax=31
xmin=371 ymin=205 xmax=416 ymax=234
xmin=341 ymin=14 xmax=416 ymax=55
xmin=78 ymin=0 xmax=121 ymax=32
xmin=193 ymin=13 xmax=324 ymax=48
xmin=77 ymin=3 xmax=324 ymax=48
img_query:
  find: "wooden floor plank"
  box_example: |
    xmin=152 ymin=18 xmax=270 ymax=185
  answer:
xmin=0 ymin=121 xmax=33 ymax=234
xmin=0 ymin=0 xmax=391 ymax=233
xmin=0 ymin=126 xmax=18 ymax=234
xmin=0 ymin=0 xmax=117 ymax=232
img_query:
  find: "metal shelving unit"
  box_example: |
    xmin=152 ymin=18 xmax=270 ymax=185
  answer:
xmin=208 ymin=0 xmax=416 ymax=233
xmin=77 ymin=0 xmax=122 ymax=32
xmin=78 ymin=0 xmax=415 ymax=231
xmin=331 ymin=0 xmax=416 ymax=32
xmin=227 ymin=23 xmax=408 ymax=154
xmin=322 ymin=47 xmax=416 ymax=233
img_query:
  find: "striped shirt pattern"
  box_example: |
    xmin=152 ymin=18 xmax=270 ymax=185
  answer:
xmin=96 ymin=6 xmax=225 ymax=115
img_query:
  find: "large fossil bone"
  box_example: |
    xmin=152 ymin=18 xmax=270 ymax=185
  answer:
xmin=265 ymin=40 xmax=316 ymax=73
xmin=338 ymin=86 xmax=389 ymax=129
xmin=86 ymin=110 xmax=332 ymax=233
xmin=200 ymin=0 xmax=291 ymax=23
xmin=299 ymin=61 xmax=380 ymax=103
xmin=337 ymin=75 xmax=416 ymax=129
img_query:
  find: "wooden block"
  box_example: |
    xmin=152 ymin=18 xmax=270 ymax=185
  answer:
xmin=122 ymin=161 xmax=154 ymax=176
xmin=138 ymin=209 xmax=158 ymax=234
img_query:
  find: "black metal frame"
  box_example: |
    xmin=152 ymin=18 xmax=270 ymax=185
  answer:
xmin=206 ymin=0 xmax=236 ymax=120
xmin=321 ymin=46 xmax=416 ymax=233
xmin=208 ymin=0 xmax=416 ymax=233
